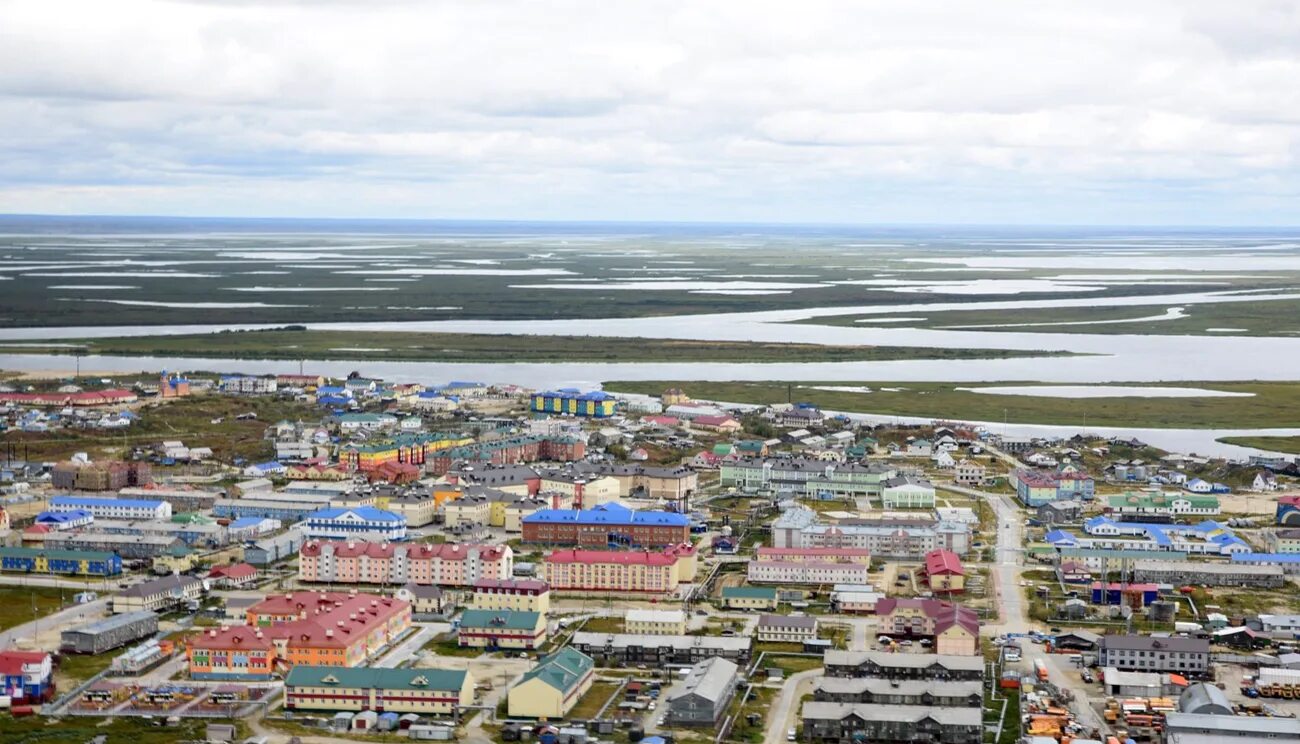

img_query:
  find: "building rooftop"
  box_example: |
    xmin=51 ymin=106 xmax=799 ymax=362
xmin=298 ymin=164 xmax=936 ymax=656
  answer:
xmin=285 ymin=665 xmax=467 ymax=692
xmin=516 ymin=647 xmax=593 ymax=694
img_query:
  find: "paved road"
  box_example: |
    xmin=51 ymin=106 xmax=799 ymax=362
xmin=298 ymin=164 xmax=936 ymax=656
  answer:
xmin=373 ymin=622 xmax=446 ymax=668
xmin=0 ymin=596 xmax=110 ymax=649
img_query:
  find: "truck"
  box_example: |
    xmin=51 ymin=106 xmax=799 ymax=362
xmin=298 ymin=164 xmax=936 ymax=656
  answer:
xmin=1175 ymin=621 xmax=1203 ymax=634
xmin=1034 ymin=659 xmax=1049 ymax=682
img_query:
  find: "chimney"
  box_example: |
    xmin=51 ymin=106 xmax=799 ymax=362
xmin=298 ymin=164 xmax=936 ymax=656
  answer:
xmin=326 ymin=628 xmax=334 ymax=638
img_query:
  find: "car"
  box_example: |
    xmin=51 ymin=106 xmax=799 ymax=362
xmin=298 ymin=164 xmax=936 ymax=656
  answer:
xmin=878 ymin=636 xmax=893 ymax=645
xmin=1081 ymin=671 xmax=1094 ymax=684
xmin=787 ymin=728 xmax=797 ymax=741
xmin=1050 ymin=627 xmax=1061 ymax=633
xmin=919 ymin=638 xmax=933 ymax=647
xmin=636 ymin=664 xmax=648 ymax=670
xmin=900 ymin=640 xmax=913 ymax=646
xmin=648 ymin=702 xmax=656 ymax=711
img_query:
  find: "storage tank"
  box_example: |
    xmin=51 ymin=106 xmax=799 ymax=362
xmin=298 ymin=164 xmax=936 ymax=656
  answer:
xmin=1148 ymin=601 xmax=1176 ymax=622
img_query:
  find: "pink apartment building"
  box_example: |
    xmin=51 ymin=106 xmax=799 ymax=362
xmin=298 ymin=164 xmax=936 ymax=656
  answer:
xmin=747 ymin=559 xmax=872 ymax=585
xmin=298 ymin=540 xmax=512 ymax=587
xmin=754 ymin=547 xmax=873 ymax=564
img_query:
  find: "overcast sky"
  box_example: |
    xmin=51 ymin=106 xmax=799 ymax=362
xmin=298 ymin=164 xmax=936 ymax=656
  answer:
xmin=3 ymin=0 xmax=1300 ymax=225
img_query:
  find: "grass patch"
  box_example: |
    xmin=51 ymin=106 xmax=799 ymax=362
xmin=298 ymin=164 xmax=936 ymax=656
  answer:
xmin=421 ymin=634 xmax=485 ymax=658
xmin=579 ymin=616 xmax=624 ymax=634
xmin=55 ymin=647 xmax=127 ymax=687
xmin=0 ymin=585 xmax=69 ymax=631
xmin=0 ymin=329 xmax=1073 ymax=364
xmin=762 ymin=655 xmax=824 ymax=675
xmin=567 ymin=680 xmax=622 ymax=720
xmin=604 ymin=379 xmax=1300 ymax=429
xmin=0 ymin=715 xmax=234 ymax=744
xmin=1217 ymin=435 xmax=1300 ymax=454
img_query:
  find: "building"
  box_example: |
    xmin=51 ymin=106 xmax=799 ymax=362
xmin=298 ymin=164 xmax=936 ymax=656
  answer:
xmin=0 ymin=546 xmax=122 ymax=576
xmin=756 ymin=614 xmax=817 ymax=643
xmin=625 ymin=609 xmax=687 ymax=635
xmin=219 ymin=375 xmax=279 ymax=395
xmin=1266 ymin=528 xmax=1300 ymax=554
xmin=568 ymin=632 xmax=752 ymax=666
xmin=456 ymin=609 xmax=546 ymax=649
xmin=34 ymin=510 xmax=93 ymax=530
xmin=530 ymin=389 xmax=617 ymax=418
xmin=801 ymin=702 xmax=982 ymax=744
xmin=244 ymin=527 xmax=307 ymax=566
xmin=1011 ymin=468 xmax=1095 ymax=506
xmin=831 ymin=588 xmax=885 ymax=614
xmin=159 ymin=371 xmax=191 ymax=398
xmin=1132 ymin=559 xmax=1286 ymax=588
xmin=112 ymin=574 xmax=205 ymax=614
xmin=881 ymin=477 xmax=936 ymax=509
xmin=1107 ymin=491 xmax=1220 ymax=519
xmin=747 ymin=559 xmax=871 ymax=585
xmin=118 ymin=486 xmax=218 ymax=513
xmin=285 ymin=666 xmax=473 ymax=715
xmin=1164 ymin=712 xmax=1300 ymax=744
xmin=208 ymin=563 xmax=259 ymax=589
xmin=1098 ymin=635 xmax=1210 ymax=674
xmin=923 ymin=550 xmax=965 ymax=594
xmin=823 ymin=651 xmax=984 ymax=680
xmin=395 ymin=584 xmax=446 ymax=616
xmin=720 ymin=586 xmax=779 ymax=610
xmin=1037 ymin=500 xmax=1084 ymax=525
xmin=771 ymin=507 xmax=971 ymax=557
xmin=50 ymin=495 xmax=171 ymax=521
xmin=567 ymin=463 xmax=699 ymax=504
xmin=340 ymin=432 xmax=473 ymax=472
xmin=61 ymin=611 xmax=159 ymax=654
xmin=667 ymin=657 xmax=739 ymax=727
xmin=812 ymin=677 xmax=982 ymax=707
xmin=953 ymin=460 xmax=986 ymax=487
xmin=187 ymin=625 xmax=278 ymax=680
xmin=51 ymin=460 xmax=151 ymax=491
xmin=721 ymin=458 xmax=897 ymax=500
xmin=522 ymin=502 xmax=691 ymax=548
xmin=472 ymin=579 xmax=551 ymax=615
xmin=873 ymin=598 xmax=979 ymax=656
xmin=0 ymin=651 xmax=52 ymax=704
xmin=386 ymin=493 xmax=438 ymax=528
xmin=42 ymin=532 xmax=183 ymax=560
xmin=542 ymin=544 xmax=697 ymax=594
xmin=298 ymin=540 xmax=512 ymax=588
xmin=303 ymin=507 xmax=407 ymax=542
xmin=756 ymin=547 xmax=873 ymax=564
xmin=507 ymin=647 xmax=594 ymax=719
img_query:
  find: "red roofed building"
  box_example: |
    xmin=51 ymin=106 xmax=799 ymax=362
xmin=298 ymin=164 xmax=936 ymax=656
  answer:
xmin=542 ymin=544 xmax=698 ymax=594
xmin=691 ymin=415 xmax=742 ymax=433
xmin=187 ymin=626 xmax=278 ymax=680
xmin=297 ymin=540 xmax=513 ymax=587
xmin=923 ymin=549 xmax=966 ymax=594
xmin=207 ymin=562 xmax=258 ymax=589
xmin=0 ymin=650 xmax=53 ymax=701
xmin=756 ymin=547 xmax=873 ymax=564
xmin=0 ymin=389 xmax=137 ymax=407
xmin=874 ymin=598 xmax=979 ymax=656
xmin=366 ymin=461 xmax=423 ymax=485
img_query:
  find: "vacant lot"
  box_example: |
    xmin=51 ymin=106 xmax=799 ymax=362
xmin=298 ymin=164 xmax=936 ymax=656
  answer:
xmin=604 ymin=379 xmax=1300 ymax=429
xmin=0 ymin=585 xmax=67 ymax=632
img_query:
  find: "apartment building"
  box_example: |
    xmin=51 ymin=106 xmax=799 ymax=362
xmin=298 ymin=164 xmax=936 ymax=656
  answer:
xmin=285 ymin=666 xmax=472 ymax=715
xmin=50 ymin=496 xmax=171 ymax=521
xmin=471 ymin=579 xmax=551 ymax=614
xmin=543 ymin=544 xmax=697 ymax=594
xmin=522 ymin=502 xmax=691 ymax=548
xmin=569 ymin=632 xmax=752 ymax=666
xmin=747 ymin=559 xmax=871 ymax=585
xmin=772 ymin=507 xmax=971 ymax=557
xmin=755 ymin=614 xmax=818 ymax=643
xmin=802 ymin=703 xmax=982 ymax=744
xmin=812 ymin=677 xmax=983 ymax=707
xmin=1098 ymin=635 xmax=1210 ymax=674
xmin=298 ymin=540 xmax=512 ymax=587
xmin=720 ymin=458 xmax=896 ymax=499
xmin=625 ymin=609 xmax=687 ymax=635
xmin=456 ymin=609 xmax=547 ymax=650
xmin=823 ymin=651 xmax=984 ymax=681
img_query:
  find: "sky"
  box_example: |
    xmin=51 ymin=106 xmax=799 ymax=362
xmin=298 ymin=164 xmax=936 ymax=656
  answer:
xmin=3 ymin=0 xmax=1300 ymax=225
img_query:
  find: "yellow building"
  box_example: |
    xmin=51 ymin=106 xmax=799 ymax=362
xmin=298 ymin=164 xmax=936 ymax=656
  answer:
xmin=662 ymin=388 xmax=690 ymax=406
xmin=538 ymin=474 xmax=619 ymax=508
xmin=543 ymin=545 xmax=697 ymax=595
xmin=507 ymin=648 xmax=595 ymax=719
xmin=388 ymin=493 xmax=438 ymax=527
xmin=625 ymin=609 xmax=687 ymax=635
xmin=457 ymin=609 xmax=547 ymax=649
xmin=472 ymin=579 xmax=551 ymax=615
xmin=285 ymin=666 xmax=473 ymax=715
xmin=720 ymin=586 xmax=779 ymax=610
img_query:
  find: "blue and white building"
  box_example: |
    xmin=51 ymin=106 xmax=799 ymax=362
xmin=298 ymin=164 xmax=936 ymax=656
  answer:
xmin=302 ymin=506 xmax=407 ymax=541
xmin=35 ymin=509 xmax=94 ymax=530
xmin=50 ymin=496 xmax=171 ymax=521
xmin=0 ymin=651 xmax=53 ymax=702
xmin=227 ymin=517 xmax=283 ymax=541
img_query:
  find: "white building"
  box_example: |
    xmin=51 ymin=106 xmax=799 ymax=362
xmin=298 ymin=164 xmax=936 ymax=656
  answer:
xmin=49 ymin=496 xmax=171 ymax=521
xmin=219 ymin=375 xmax=279 ymax=395
xmin=302 ymin=506 xmax=407 ymax=542
xmin=880 ymin=477 xmax=936 ymax=509
xmin=747 ymin=559 xmax=871 ymax=585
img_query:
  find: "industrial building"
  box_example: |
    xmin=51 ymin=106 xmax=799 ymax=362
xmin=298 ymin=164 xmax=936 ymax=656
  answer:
xmin=61 ymin=611 xmax=159 ymax=654
xmin=666 ymin=657 xmax=740 ymax=727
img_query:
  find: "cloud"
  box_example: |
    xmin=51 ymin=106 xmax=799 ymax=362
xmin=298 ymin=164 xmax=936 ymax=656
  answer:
xmin=1 ymin=0 xmax=1299 ymax=223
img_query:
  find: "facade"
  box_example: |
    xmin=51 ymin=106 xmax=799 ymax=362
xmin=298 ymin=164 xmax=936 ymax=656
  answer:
xmin=1266 ymin=528 xmax=1300 ymax=553
xmin=1133 ymin=559 xmax=1285 ymax=588
xmin=303 ymin=506 xmax=407 ymax=542
xmin=530 ymin=389 xmax=617 ymax=418
xmin=772 ymin=507 xmax=971 ymax=557
xmin=568 ymin=632 xmax=752 ymax=666
xmin=222 ymin=591 xmax=412 ymax=670
xmin=923 ymin=550 xmax=966 ymax=594
xmin=881 ymin=477 xmax=937 ymax=509
xmin=456 ymin=609 xmax=546 ymax=649
xmin=542 ymin=544 xmax=697 ymax=594
xmin=298 ymin=540 xmax=512 ymax=587
xmin=0 ymin=651 xmax=53 ymax=702
xmin=112 ymin=574 xmax=205 ymax=614
xmin=285 ymin=665 xmax=472 ymax=715
xmin=1012 ymin=468 xmax=1095 ymax=506
xmin=625 ymin=609 xmax=687 ymax=635
xmin=50 ymin=495 xmax=171 ymax=521
xmin=667 ymin=657 xmax=739 ymax=727
xmin=756 ymin=614 xmax=817 ymax=643
xmin=395 ymin=584 xmax=446 ymax=616
xmin=755 ymin=547 xmax=873 ymax=564
xmin=747 ymin=559 xmax=871 ymax=585
xmin=873 ymin=598 xmax=979 ymax=656
xmin=953 ymin=460 xmax=986 ymax=487
xmin=801 ymin=702 xmax=982 ymax=744
xmin=720 ymin=458 xmax=896 ymax=499
xmin=812 ymin=677 xmax=983 ymax=707
xmin=244 ymin=527 xmax=307 ymax=566
xmin=0 ymin=546 xmax=122 ymax=576
xmin=823 ymin=650 xmax=984 ymax=680
xmin=42 ymin=531 xmax=183 ymax=559
xmin=507 ymin=647 xmax=595 ymax=719
xmin=1107 ymin=491 xmax=1220 ymax=518
xmin=340 ymin=432 xmax=473 ymax=472
xmin=521 ymin=502 xmax=691 ymax=548
xmin=720 ymin=586 xmax=779 ymax=610
xmin=1098 ymin=635 xmax=1210 ymax=674
xmin=187 ymin=625 xmax=278 ymax=680
xmin=386 ymin=494 xmax=438 ymax=527
xmin=472 ymin=579 xmax=551 ymax=614
xmin=219 ymin=375 xmax=279 ymax=395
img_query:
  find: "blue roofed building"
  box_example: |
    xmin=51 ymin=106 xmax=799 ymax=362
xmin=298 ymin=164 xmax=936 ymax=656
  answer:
xmin=521 ymin=502 xmax=691 ymax=547
xmin=50 ymin=496 xmax=171 ymax=521
xmin=35 ymin=509 xmax=94 ymax=530
xmin=530 ymin=389 xmax=617 ymax=418
xmin=303 ymin=506 xmax=407 ymax=542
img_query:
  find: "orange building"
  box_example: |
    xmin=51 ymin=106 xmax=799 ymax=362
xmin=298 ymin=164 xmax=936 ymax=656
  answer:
xmin=340 ymin=432 xmax=473 ymax=472
xmin=188 ymin=626 xmax=278 ymax=680
xmin=542 ymin=544 xmax=697 ymax=594
xmin=159 ymin=371 xmax=191 ymax=398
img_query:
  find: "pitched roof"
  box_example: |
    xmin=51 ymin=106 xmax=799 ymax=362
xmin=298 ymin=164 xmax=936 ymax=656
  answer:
xmin=458 ymin=609 xmax=541 ymax=631
xmin=286 ymin=665 xmax=467 ymax=692
xmin=924 ymin=549 xmax=964 ymax=576
xmin=516 ymin=647 xmax=593 ymax=694
xmin=722 ymin=586 xmax=778 ymax=599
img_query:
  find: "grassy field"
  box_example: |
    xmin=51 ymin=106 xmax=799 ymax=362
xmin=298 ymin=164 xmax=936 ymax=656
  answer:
xmin=567 ymin=680 xmax=622 ymax=720
xmin=0 ymin=585 xmax=68 ymax=631
xmin=797 ymin=296 xmax=1300 ymax=336
xmin=0 ymin=328 xmax=1071 ymax=363
xmin=603 ymin=379 xmax=1300 ymax=428
xmin=0 ymin=393 xmax=320 ymax=462
xmin=0 ymin=715 xmax=230 ymax=744
xmin=55 ymin=646 xmax=127 ymax=687
xmin=1217 ymin=435 xmax=1300 ymax=454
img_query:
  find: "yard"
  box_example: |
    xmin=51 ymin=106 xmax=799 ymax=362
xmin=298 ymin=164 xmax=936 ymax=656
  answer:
xmin=579 ymin=615 xmax=624 ymax=634
xmin=421 ymin=634 xmax=485 ymax=659
xmin=761 ymin=655 xmax=825 ymax=676
xmin=0 ymin=585 xmax=70 ymax=632
xmin=0 ymin=715 xmax=240 ymax=744
xmin=567 ymin=680 xmax=623 ymax=720
xmin=723 ymin=684 xmax=779 ymax=744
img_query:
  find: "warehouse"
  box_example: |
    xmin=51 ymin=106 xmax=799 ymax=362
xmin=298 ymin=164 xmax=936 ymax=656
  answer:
xmin=42 ymin=532 xmax=182 ymax=559
xmin=61 ymin=611 xmax=159 ymax=654
xmin=244 ymin=527 xmax=307 ymax=566
xmin=1133 ymin=559 xmax=1285 ymax=588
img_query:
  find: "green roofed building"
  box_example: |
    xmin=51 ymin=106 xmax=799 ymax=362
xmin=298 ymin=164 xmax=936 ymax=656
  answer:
xmin=721 ymin=586 xmax=779 ymax=610
xmin=285 ymin=665 xmax=472 ymax=714
xmin=507 ymin=647 xmax=596 ymax=718
xmin=0 ymin=545 xmax=122 ymax=576
xmin=1106 ymin=491 xmax=1220 ymax=518
xmin=457 ymin=609 xmax=547 ymax=649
